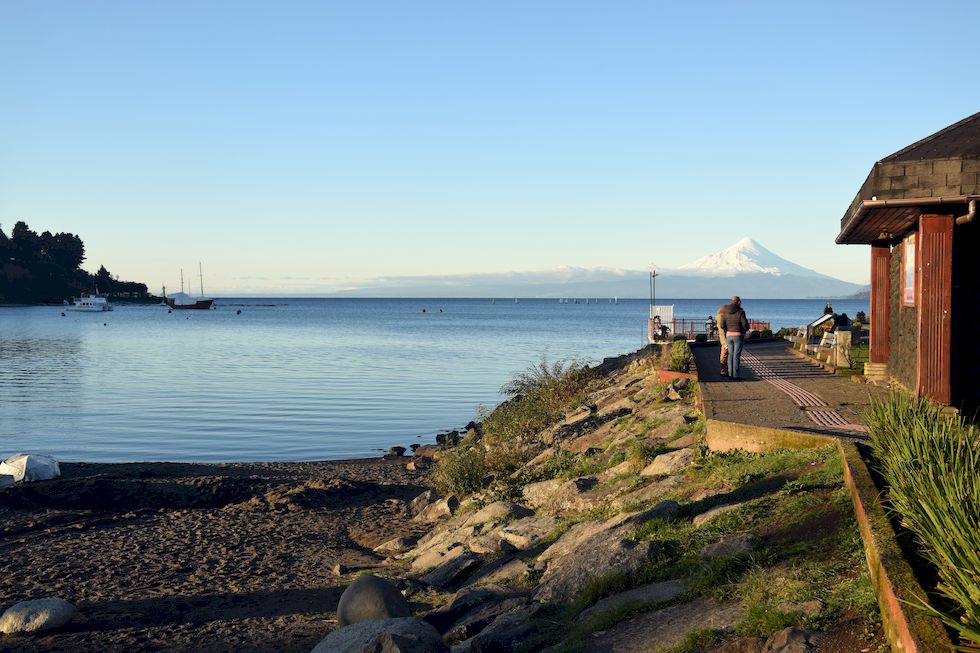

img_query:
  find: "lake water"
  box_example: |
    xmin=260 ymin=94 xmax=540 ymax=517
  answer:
xmin=0 ymin=297 xmax=868 ymax=462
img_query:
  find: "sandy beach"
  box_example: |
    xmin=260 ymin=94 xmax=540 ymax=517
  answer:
xmin=0 ymin=458 xmax=428 ymax=652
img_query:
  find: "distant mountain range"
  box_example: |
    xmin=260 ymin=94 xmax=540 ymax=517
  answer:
xmin=334 ymin=237 xmax=869 ymax=299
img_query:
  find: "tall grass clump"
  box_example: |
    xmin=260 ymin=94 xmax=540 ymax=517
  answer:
xmin=667 ymin=339 xmax=693 ymax=372
xmin=431 ymin=357 xmax=591 ymax=495
xmin=481 ymin=357 xmax=591 ymax=458
xmin=866 ymin=393 xmax=980 ymax=651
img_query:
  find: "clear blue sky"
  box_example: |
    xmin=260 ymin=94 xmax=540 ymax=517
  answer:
xmin=3 ymin=1 xmax=978 ymax=294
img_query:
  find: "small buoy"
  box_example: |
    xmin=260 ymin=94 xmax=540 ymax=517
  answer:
xmin=186 ymin=317 xmax=190 ymax=320
xmin=439 ymin=309 xmax=443 ymax=313
xmin=60 ymin=312 xmax=65 ymax=317
xmin=236 ymin=309 xmax=241 ymax=315
xmin=168 ymin=310 xmax=172 ymax=314
xmin=422 ymin=308 xmax=426 ymax=313
xmin=103 ymin=323 xmax=107 ymax=326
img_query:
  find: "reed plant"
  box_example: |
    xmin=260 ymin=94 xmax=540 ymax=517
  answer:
xmin=866 ymin=393 xmax=980 ymax=651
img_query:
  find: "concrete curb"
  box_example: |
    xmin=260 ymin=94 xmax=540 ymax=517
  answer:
xmin=839 ymin=443 xmax=953 ymax=653
xmin=703 ymin=419 xmax=837 ymax=453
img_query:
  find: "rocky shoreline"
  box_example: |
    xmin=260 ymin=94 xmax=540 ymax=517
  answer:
xmin=0 ymin=346 xmax=886 ymax=652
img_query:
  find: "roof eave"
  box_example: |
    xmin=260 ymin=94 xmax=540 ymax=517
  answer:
xmin=836 ymin=195 xmax=973 ymax=244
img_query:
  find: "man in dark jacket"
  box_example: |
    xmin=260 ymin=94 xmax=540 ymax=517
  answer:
xmin=718 ymin=296 xmax=750 ymax=380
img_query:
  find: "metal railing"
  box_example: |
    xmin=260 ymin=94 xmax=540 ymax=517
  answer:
xmin=648 ymin=317 xmax=772 ymax=342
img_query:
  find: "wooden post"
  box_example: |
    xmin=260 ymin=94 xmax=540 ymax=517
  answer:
xmin=916 ymin=215 xmax=954 ymax=404
xmin=870 ymin=244 xmax=890 ymax=365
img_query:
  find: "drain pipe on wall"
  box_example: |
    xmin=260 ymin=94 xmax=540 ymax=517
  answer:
xmin=955 ymin=199 xmax=977 ymax=225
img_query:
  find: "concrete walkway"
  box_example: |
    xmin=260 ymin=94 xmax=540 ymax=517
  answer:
xmin=694 ymin=340 xmax=890 ymax=440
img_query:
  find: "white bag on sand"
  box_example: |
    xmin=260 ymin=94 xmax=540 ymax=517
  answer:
xmin=0 ymin=453 xmax=61 ymax=483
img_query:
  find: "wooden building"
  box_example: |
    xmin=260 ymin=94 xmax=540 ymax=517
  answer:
xmin=837 ymin=113 xmax=980 ymax=413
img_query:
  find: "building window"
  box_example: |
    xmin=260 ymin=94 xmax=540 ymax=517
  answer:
xmin=903 ymin=233 xmax=916 ymax=306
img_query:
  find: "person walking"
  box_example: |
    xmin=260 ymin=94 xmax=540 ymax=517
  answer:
xmin=719 ymin=296 xmax=750 ymax=380
xmin=716 ymin=305 xmax=728 ymax=377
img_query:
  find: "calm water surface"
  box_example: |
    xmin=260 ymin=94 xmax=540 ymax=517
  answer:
xmin=0 ymin=298 xmax=867 ymax=462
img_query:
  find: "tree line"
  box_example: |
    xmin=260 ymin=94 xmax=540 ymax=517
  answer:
xmin=0 ymin=220 xmax=150 ymax=304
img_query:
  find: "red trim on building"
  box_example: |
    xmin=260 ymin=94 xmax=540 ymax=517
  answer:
xmin=916 ymin=215 xmax=954 ymax=404
xmin=870 ymin=245 xmax=890 ymax=364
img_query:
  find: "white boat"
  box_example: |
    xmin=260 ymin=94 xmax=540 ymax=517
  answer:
xmin=67 ymin=293 xmax=113 ymax=312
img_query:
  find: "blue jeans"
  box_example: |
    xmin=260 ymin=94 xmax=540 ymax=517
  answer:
xmin=726 ymin=335 xmax=744 ymax=378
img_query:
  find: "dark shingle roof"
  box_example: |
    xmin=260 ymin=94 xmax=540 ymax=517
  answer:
xmin=882 ymin=111 xmax=980 ymax=162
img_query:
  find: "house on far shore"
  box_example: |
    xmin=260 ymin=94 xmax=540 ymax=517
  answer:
xmin=836 ymin=112 xmax=980 ymax=414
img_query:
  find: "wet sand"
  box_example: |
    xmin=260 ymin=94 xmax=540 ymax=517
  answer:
xmin=0 ymin=458 xmax=428 ymax=652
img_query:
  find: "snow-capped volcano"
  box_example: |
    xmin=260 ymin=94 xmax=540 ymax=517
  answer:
xmin=676 ymin=237 xmax=831 ymax=278
xmin=328 ymin=236 xmax=867 ymax=298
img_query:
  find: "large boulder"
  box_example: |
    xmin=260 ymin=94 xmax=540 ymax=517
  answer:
xmin=639 ymin=448 xmax=696 ymax=477
xmin=413 ymin=496 xmax=460 ymax=523
xmin=336 ymin=574 xmax=412 ymax=627
xmin=311 ymin=617 xmax=447 ymax=653
xmin=584 ymin=598 xmax=744 ymax=652
xmin=462 ymin=501 xmax=532 ymax=528
xmin=423 ymin=585 xmax=516 ymax=633
xmin=462 ymin=604 xmax=543 ymax=652
xmin=0 ymin=454 xmax=60 ymax=483
xmin=533 ymin=502 xmax=678 ymax=603
xmin=410 ymin=490 xmax=438 ymax=515
xmin=420 ymin=551 xmax=483 ymax=590
xmin=521 ymin=479 xmax=563 ymax=509
xmin=578 ymin=579 xmax=686 ymax=622
xmin=498 ymin=515 xmax=562 ymax=550
xmin=411 ymin=541 xmax=469 ymax=573
xmin=0 ymin=597 xmax=76 ymax=634
xmin=461 ymin=556 xmax=531 ymax=588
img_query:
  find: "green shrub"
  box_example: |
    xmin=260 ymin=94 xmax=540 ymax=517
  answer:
xmin=429 ymin=444 xmax=487 ymax=496
xmin=760 ymin=328 xmax=773 ymax=338
xmin=775 ymin=327 xmax=796 ymax=338
xmin=667 ymin=340 xmax=693 ymax=372
xmin=866 ymin=394 xmax=980 ymax=649
xmin=433 ymin=356 xmax=594 ymax=495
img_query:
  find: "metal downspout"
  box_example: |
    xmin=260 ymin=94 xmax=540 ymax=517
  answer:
xmin=955 ymin=199 xmax=976 ymax=225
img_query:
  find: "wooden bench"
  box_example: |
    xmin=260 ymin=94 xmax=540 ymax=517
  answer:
xmin=818 ymin=331 xmax=836 ymax=348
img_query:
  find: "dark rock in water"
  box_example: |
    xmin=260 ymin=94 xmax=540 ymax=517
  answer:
xmin=436 ymin=430 xmax=461 ymax=447
xmin=387 ymin=446 xmax=407 ymax=457
xmin=464 ymin=421 xmax=478 ymax=431
xmin=336 ymin=573 xmax=412 ymax=627
xmin=410 ymin=443 xmax=421 ymax=452
xmin=413 ymin=444 xmax=440 ymax=459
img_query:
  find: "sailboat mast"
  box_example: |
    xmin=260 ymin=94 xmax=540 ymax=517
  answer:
xmin=199 ymin=262 xmax=204 ymax=297
xmin=180 ymin=269 xmax=185 ymax=293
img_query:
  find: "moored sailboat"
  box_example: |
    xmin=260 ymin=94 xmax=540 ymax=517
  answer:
xmin=165 ymin=265 xmax=214 ymax=310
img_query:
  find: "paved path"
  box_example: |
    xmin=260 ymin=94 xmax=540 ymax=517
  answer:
xmin=694 ymin=340 xmax=889 ymax=439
